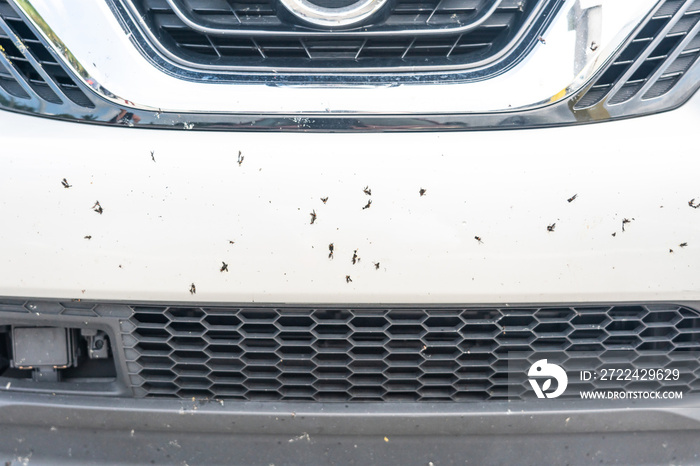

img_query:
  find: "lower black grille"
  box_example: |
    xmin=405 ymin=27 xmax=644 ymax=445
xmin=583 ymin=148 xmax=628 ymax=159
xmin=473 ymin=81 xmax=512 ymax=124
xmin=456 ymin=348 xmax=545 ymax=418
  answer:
xmin=121 ymin=304 xmax=700 ymax=401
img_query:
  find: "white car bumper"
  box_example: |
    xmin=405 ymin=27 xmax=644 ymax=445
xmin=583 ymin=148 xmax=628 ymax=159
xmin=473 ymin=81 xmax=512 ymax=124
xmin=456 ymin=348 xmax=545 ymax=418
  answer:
xmin=1 ymin=95 xmax=699 ymax=305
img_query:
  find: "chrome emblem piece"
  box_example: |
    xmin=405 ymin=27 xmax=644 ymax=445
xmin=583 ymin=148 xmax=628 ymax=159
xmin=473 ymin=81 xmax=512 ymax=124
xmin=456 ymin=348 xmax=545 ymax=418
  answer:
xmin=278 ymin=0 xmax=389 ymax=28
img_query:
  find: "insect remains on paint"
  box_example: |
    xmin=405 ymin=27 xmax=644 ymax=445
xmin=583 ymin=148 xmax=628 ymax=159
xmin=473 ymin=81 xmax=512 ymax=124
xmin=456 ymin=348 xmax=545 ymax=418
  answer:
xmin=328 ymin=243 xmax=334 ymax=259
xmin=567 ymin=194 xmax=577 ymax=203
xmin=362 ymin=199 xmax=372 ymax=210
xmin=346 ymin=275 xmax=352 ymax=283
xmin=321 ymin=197 xmax=328 ymax=204
xmin=310 ymin=210 xmax=317 ymax=224
xmin=363 ymin=186 xmax=372 ymax=196
xmin=352 ymin=249 xmax=359 ymax=265
xmin=92 ymin=201 xmax=103 ymax=214
xmin=189 ymin=283 xmax=196 ymax=294
xmin=220 ymin=262 xmax=229 ymax=272
xmin=237 ymin=151 xmax=244 ymax=166
xmin=474 ymin=236 xmax=483 ymax=244
xmin=419 ymin=188 xmax=426 ymax=196
xmin=547 ymin=223 xmax=556 ymax=232
xmin=61 ymin=178 xmax=72 ymax=188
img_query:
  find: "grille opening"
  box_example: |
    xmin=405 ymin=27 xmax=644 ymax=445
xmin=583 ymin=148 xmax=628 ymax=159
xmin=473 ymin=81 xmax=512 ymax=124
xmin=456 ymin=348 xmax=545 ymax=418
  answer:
xmin=125 ymin=305 xmax=700 ymax=401
xmin=575 ymin=0 xmax=700 ymax=110
xmin=0 ymin=1 xmax=95 ymax=108
xmin=131 ymin=0 xmax=541 ymax=71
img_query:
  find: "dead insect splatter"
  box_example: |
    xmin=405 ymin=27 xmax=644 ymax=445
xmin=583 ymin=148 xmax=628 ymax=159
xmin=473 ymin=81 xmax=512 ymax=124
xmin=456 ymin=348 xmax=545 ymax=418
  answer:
xmin=237 ymin=151 xmax=244 ymax=166
xmin=84 ymin=235 xmax=92 ymax=240
xmin=346 ymin=275 xmax=352 ymax=283
xmin=328 ymin=243 xmax=334 ymax=259
xmin=419 ymin=188 xmax=427 ymax=197
xmin=538 ymin=36 xmax=546 ymax=44
xmin=680 ymin=242 xmax=688 ymax=248
xmin=689 ymin=199 xmax=700 ymax=209
xmin=474 ymin=236 xmax=483 ymax=244
xmin=310 ymin=210 xmax=317 ymax=225
xmin=150 ymin=150 xmax=156 ymax=162
xmin=92 ymin=201 xmax=103 ymax=215
xmin=590 ymin=42 xmax=598 ymax=51
xmin=352 ymin=249 xmax=360 ymax=265
xmin=547 ymin=223 xmax=556 ymax=232
xmin=61 ymin=178 xmax=72 ymax=189
xmin=363 ymin=186 xmax=372 ymax=196
xmin=321 ymin=197 xmax=328 ymax=204
xmin=362 ymin=199 xmax=372 ymax=210
xmin=373 ymin=262 xmax=380 ymax=270
xmin=189 ymin=283 xmax=196 ymax=294
xmin=622 ymin=218 xmax=633 ymax=232
xmin=567 ymin=194 xmax=578 ymax=203
xmin=229 ymin=240 xmax=235 ymax=245
xmin=220 ymin=261 xmax=229 ymax=272
xmin=670 ymin=249 xmax=674 ymax=254
xmin=612 ymin=232 xmax=617 ymax=237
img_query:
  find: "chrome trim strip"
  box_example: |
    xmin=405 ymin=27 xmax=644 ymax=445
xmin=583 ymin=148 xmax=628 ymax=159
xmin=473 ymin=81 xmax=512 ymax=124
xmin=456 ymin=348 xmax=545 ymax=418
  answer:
xmin=2 ymin=0 xmax=698 ymax=132
xmin=163 ymin=0 xmax=504 ymax=37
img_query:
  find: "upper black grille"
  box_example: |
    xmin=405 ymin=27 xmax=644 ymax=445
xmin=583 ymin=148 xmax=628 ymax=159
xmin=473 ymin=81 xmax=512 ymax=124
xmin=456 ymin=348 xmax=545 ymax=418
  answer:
xmin=131 ymin=0 xmax=542 ymax=71
xmin=121 ymin=304 xmax=700 ymax=401
xmin=575 ymin=0 xmax=700 ymax=109
xmin=0 ymin=0 xmax=94 ymax=109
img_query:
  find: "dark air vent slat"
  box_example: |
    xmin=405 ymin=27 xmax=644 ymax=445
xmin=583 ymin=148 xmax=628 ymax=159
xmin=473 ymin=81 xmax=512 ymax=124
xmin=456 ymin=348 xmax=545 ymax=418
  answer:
xmin=0 ymin=0 xmax=95 ymax=109
xmin=575 ymin=0 xmax=700 ymax=110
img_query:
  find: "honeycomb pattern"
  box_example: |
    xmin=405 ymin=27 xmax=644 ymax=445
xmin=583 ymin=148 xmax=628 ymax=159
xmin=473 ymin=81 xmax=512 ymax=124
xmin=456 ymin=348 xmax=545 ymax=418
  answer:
xmin=121 ymin=305 xmax=700 ymax=401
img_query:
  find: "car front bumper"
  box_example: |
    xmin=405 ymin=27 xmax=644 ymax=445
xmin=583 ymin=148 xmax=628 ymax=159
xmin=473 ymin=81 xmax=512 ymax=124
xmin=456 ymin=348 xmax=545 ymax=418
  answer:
xmin=1 ymin=94 xmax=699 ymax=305
xmin=2 ymin=82 xmax=700 ymax=465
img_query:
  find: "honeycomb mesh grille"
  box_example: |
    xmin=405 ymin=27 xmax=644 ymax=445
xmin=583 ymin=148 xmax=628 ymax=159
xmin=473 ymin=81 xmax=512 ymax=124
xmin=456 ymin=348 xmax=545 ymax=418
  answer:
xmin=121 ymin=304 xmax=700 ymax=401
xmin=575 ymin=0 xmax=700 ymax=109
xmin=133 ymin=0 xmax=541 ymax=71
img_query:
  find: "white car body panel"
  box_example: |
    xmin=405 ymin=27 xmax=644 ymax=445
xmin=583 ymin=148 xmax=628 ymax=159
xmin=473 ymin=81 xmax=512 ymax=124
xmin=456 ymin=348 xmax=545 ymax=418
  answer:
xmin=1 ymin=94 xmax=699 ymax=304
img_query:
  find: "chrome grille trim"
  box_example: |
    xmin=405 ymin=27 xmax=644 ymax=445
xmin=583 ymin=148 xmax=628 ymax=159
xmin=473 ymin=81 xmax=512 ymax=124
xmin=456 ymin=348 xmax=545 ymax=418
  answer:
xmin=1 ymin=0 xmax=699 ymax=131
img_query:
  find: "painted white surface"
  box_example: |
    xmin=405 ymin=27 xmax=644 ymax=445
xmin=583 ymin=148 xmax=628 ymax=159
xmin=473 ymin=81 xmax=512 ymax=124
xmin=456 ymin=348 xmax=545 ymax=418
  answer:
xmin=1 ymin=96 xmax=700 ymax=304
